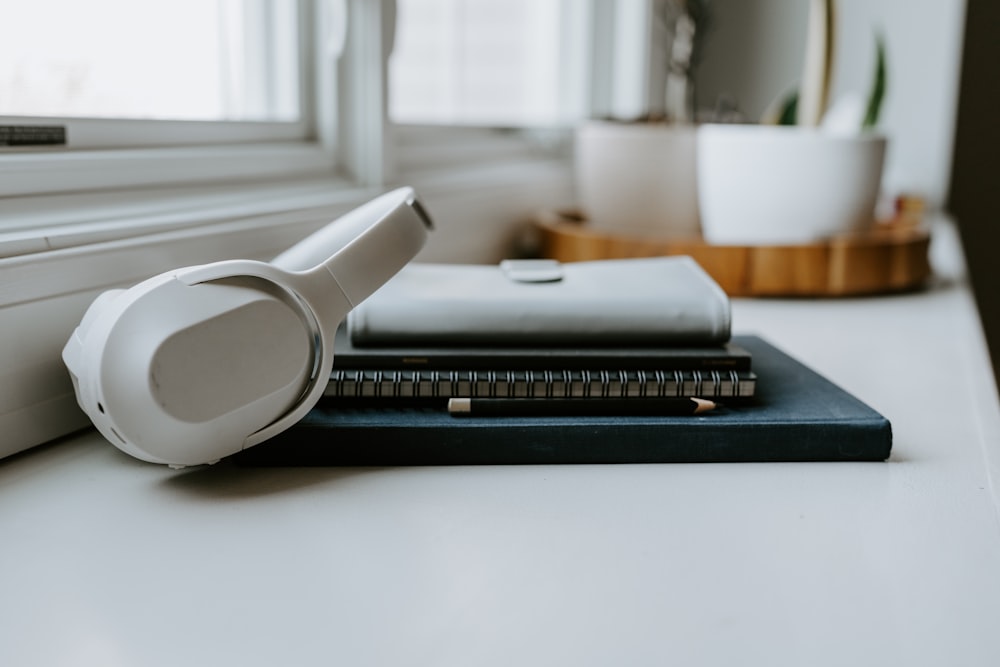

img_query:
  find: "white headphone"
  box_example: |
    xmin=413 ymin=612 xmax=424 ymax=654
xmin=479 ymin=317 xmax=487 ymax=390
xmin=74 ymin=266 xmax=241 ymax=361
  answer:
xmin=62 ymin=187 xmax=431 ymax=467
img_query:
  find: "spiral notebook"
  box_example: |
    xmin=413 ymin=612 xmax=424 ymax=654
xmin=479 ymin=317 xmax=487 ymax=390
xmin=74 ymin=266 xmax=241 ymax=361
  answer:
xmin=325 ymin=325 xmax=757 ymax=401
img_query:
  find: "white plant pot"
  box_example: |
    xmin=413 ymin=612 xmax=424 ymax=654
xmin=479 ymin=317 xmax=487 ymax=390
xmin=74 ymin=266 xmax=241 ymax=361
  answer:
xmin=697 ymin=124 xmax=887 ymax=245
xmin=574 ymin=120 xmax=700 ymax=238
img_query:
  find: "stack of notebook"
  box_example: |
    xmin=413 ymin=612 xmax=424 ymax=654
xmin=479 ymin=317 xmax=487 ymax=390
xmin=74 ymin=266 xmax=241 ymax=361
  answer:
xmin=325 ymin=327 xmax=757 ymax=406
xmin=235 ymin=257 xmax=892 ymax=465
xmin=327 ymin=257 xmax=754 ymax=407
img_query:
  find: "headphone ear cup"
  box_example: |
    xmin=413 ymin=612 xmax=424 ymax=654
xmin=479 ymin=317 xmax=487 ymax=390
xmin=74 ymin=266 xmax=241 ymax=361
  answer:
xmin=71 ymin=276 xmax=315 ymax=466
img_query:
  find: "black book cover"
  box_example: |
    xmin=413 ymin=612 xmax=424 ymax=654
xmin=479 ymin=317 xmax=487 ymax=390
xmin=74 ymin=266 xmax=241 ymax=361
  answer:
xmin=235 ymin=336 xmax=891 ymax=465
xmin=331 ymin=325 xmax=753 ymax=372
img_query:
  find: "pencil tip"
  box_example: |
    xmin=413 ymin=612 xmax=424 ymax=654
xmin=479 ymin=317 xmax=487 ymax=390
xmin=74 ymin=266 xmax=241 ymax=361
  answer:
xmin=692 ymin=398 xmax=717 ymax=414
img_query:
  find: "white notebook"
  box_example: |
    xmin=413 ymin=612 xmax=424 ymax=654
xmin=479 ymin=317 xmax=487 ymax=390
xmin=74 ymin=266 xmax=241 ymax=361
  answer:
xmin=347 ymin=256 xmax=731 ymax=346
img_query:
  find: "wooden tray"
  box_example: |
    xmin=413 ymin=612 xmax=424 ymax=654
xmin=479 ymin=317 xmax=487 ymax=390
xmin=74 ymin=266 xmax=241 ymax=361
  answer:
xmin=534 ymin=208 xmax=932 ymax=297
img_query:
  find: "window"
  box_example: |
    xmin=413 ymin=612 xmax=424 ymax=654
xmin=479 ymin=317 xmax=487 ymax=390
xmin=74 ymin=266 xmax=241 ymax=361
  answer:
xmin=1 ymin=0 xmax=659 ymax=202
xmin=389 ymin=0 xmax=668 ymax=129
xmin=390 ymin=0 xmax=589 ymax=127
xmin=0 ymin=0 xmax=665 ymax=229
xmin=1 ymin=0 xmax=300 ymax=123
xmin=0 ymin=0 xmax=358 ymax=200
xmin=1 ymin=0 xmax=307 ymax=148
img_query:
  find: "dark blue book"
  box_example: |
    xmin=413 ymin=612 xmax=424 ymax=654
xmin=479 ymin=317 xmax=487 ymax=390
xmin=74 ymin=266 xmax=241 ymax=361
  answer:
xmin=235 ymin=336 xmax=891 ymax=465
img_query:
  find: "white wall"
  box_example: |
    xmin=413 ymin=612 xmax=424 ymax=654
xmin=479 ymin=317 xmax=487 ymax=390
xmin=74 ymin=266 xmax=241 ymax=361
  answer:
xmin=695 ymin=0 xmax=967 ymax=207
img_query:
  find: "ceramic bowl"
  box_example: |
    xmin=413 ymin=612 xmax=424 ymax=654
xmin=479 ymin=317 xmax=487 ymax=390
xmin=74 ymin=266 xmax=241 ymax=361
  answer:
xmin=697 ymin=124 xmax=887 ymax=245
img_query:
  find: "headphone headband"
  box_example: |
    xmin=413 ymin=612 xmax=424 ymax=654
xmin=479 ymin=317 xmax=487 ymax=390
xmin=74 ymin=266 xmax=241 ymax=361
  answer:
xmin=273 ymin=187 xmax=432 ymax=310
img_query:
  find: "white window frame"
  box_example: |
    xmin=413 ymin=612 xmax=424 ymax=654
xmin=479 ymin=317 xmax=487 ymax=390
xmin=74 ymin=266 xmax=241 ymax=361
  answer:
xmin=0 ymin=0 xmax=367 ymax=200
xmin=0 ymin=0 xmax=657 ymax=224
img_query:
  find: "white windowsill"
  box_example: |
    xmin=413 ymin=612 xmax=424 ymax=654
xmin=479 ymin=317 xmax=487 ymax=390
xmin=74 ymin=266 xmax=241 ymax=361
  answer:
xmin=0 ymin=142 xmax=338 ymax=199
xmin=0 ymin=174 xmax=363 ymax=258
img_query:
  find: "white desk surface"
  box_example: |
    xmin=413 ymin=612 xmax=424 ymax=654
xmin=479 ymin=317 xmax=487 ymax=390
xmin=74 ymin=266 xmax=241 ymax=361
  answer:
xmin=3 ymin=236 xmax=1000 ymax=667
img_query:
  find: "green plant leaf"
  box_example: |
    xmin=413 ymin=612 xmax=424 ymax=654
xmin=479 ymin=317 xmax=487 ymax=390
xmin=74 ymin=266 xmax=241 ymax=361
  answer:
xmin=778 ymin=91 xmax=799 ymax=126
xmin=862 ymin=32 xmax=887 ymax=129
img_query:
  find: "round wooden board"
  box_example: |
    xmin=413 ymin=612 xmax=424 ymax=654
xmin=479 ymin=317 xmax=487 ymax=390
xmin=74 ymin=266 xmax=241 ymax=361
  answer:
xmin=534 ymin=210 xmax=932 ymax=297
